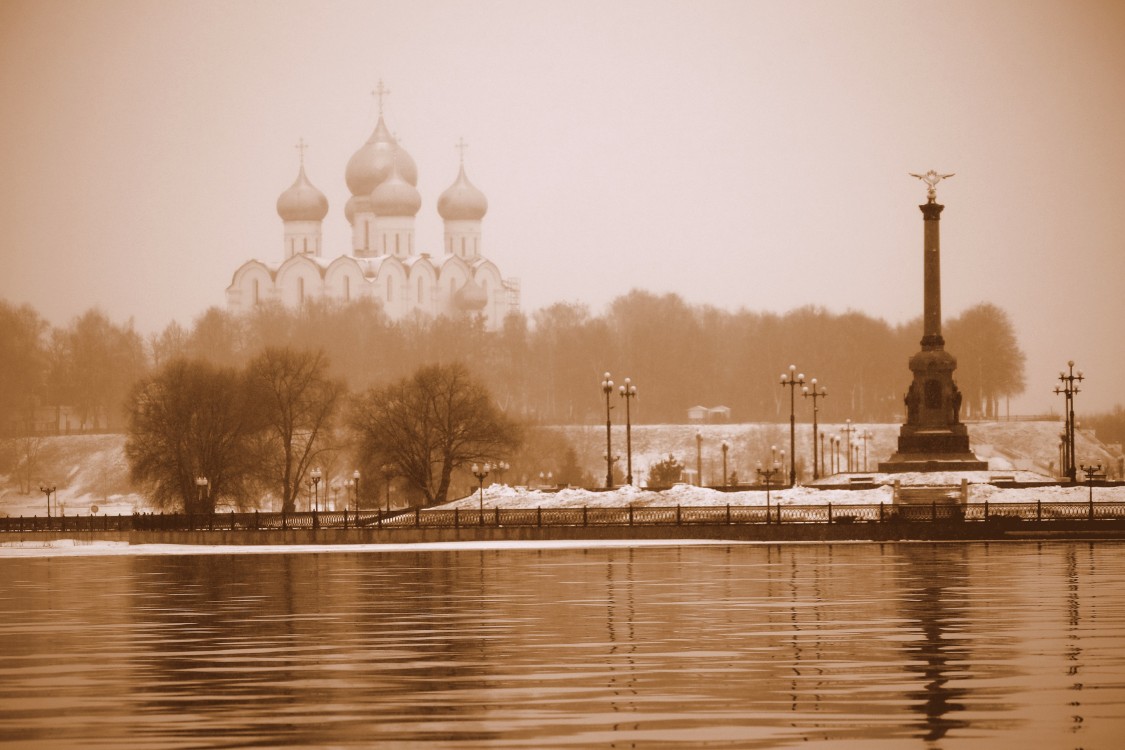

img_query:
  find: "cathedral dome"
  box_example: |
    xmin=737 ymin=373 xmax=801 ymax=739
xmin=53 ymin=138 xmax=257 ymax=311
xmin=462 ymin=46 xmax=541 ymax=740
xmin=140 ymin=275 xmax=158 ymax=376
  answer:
xmin=370 ymin=158 xmax=421 ymax=217
xmin=276 ymin=165 xmax=328 ymax=222
xmin=454 ymin=278 xmax=488 ymax=311
xmin=345 ymin=116 xmax=418 ymax=196
xmin=437 ymin=164 xmax=488 ymax=221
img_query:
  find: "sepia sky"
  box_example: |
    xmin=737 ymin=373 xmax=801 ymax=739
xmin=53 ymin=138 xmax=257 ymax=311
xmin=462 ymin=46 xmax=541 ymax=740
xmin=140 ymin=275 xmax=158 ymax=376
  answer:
xmin=1 ymin=0 xmax=1123 ymax=415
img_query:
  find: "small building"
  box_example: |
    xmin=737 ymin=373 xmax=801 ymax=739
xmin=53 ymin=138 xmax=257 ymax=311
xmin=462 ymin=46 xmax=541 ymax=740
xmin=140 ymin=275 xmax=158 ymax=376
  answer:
xmin=687 ymin=405 xmax=732 ymax=423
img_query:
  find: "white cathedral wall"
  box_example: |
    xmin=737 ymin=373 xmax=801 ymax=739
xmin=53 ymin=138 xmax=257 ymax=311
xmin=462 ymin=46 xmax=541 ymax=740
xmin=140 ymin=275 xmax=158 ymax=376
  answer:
xmin=227 ymin=264 xmax=277 ymax=312
xmin=276 ymin=265 xmax=324 ymax=308
xmin=443 ymin=220 xmax=482 ymax=260
xmin=283 ymin=222 xmax=323 ymax=259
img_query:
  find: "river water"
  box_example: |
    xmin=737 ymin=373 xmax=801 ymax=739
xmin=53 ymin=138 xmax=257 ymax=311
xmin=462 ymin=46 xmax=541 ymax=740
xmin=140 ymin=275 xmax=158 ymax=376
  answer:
xmin=1 ymin=540 xmax=1124 ymax=749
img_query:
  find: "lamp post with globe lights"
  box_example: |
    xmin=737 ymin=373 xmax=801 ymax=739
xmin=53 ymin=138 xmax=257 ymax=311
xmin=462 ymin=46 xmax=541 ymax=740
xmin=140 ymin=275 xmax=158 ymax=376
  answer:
xmin=309 ymin=468 xmax=321 ymax=512
xmin=721 ymin=441 xmax=729 ymax=488
xmin=601 ymin=372 xmax=615 ymax=489
xmin=757 ymin=462 xmax=781 ymax=523
xmin=39 ymin=484 xmax=56 ymax=518
xmin=472 ymin=462 xmax=491 ymax=521
xmin=840 ymin=420 xmax=856 ymax=473
xmin=696 ymin=431 xmax=703 ymax=486
xmin=802 ymin=379 xmax=827 ymax=479
xmin=619 ymin=377 xmax=637 ymax=485
xmin=1055 ymin=361 xmax=1084 ymax=482
xmin=779 ymin=365 xmax=805 ymax=485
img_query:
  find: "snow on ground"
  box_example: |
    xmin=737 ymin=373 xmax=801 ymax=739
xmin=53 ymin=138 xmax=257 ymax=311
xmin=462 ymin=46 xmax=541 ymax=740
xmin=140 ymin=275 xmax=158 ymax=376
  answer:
xmin=440 ymin=472 xmax=1124 ymax=511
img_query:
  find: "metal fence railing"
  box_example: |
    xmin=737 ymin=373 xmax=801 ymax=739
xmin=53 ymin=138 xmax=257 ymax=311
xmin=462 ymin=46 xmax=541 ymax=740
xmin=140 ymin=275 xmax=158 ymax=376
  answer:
xmin=3 ymin=499 xmax=1125 ymax=534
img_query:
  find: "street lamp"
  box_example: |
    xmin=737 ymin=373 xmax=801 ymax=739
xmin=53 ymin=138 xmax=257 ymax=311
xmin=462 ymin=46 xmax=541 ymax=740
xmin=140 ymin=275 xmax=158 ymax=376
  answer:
xmin=721 ymin=441 xmax=729 ymax=487
xmin=352 ymin=469 xmax=361 ymax=510
xmin=696 ymin=431 xmax=703 ymax=486
xmin=840 ymin=420 xmax=856 ymax=473
xmin=779 ymin=365 xmax=805 ymax=485
xmin=311 ymin=467 xmax=322 ymax=512
xmin=601 ymin=372 xmax=615 ymax=489
xmin=494 ymin=461 xmax=510 ymax=484
xmin=1081 ymin=463 xmax=1103 ymax=505
xmin=194 ymin=476 xmax=209 ymax=512
xmin=381 ymin=464 xmax=394 ymax=512
xmin=1055 ymin=361 xmax=1084 ymax=482
xmin=831 ymin=435 xmax=840 ymax=475
xmin=860 ymin=430 xmax=873 ymax=472
xmin=472 ymin=462 xmax=491 ymax=517
xmin=757 ymin=462 xmax=781 ymax=523
xmin=819 ymin=432 xmax=826 ymax=478
xmin=802 ymin=379 xmax=827 ymax=479
xmin=619 ymin=377 xmax=637 ymax=485
xmin=39 ymin=484 xmax=56 ymax=518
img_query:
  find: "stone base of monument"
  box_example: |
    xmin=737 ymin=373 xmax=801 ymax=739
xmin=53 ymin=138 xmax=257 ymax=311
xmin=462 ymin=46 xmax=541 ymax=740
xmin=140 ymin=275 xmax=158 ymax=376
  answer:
xmin=878 ymin=456 xmax=989 ymax=473
xmin=878 ymin=426 xmax=988 ymax=473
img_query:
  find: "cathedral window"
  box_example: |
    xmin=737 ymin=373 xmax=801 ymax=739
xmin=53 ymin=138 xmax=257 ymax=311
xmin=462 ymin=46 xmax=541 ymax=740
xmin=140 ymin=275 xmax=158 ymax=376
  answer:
xmin=303 ymin=237 xmax=308 ymax=253
xmin=298 ymin=277 xmax=305 ymax=304
xmin=395 ymin=234 xmax=400 ymax=256
xmin=417 ymin=277 xmax=424 ymax=303
xmin=344 ymin=275 xmax=350 ymax=301
xmin=461 ymin=237 xmax=466 ymax=257
xmin=364 ymin=223 xmax=369 ymax=251
xmin=252 ymin=279 xmax=260 ymax=305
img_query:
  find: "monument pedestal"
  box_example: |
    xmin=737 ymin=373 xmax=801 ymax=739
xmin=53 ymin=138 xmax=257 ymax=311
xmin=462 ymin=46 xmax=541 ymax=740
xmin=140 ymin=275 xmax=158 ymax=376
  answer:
xmin=878 ymin=335 xmax=987 ymax=473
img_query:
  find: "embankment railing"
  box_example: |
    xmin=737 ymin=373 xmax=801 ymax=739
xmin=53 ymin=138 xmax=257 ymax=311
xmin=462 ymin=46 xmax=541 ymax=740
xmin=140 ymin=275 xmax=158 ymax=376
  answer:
xmin=3 ymin=499 xmax=1125 ymax=533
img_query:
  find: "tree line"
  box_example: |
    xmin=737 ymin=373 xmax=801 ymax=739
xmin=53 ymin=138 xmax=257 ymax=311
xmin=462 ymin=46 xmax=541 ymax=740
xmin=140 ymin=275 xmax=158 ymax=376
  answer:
xmin=2 ymin=291 xmax=1029 ymax=436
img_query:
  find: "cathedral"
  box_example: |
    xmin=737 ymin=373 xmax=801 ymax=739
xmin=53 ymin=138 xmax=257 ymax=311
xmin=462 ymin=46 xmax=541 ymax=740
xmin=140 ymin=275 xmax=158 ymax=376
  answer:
xmin=226 ymin=90 xmax=520 ymax=330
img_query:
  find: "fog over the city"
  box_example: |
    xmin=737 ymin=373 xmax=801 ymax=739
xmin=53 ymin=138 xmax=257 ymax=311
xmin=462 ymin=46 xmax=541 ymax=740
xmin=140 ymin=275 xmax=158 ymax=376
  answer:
xmin=2 ymin=0 xmax=1123 ymax=413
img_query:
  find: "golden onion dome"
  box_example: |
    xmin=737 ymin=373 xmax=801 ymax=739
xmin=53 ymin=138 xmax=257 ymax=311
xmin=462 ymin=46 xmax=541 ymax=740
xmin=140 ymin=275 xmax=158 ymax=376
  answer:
xmin=276 ymin=165 xmax=328 ymax=222
xmin=370 ymin=156 xmax=421 ymax=217
xmin=345 ymin=116 xmax=418 ymax=196
xmin=437 ymin=164 xmax=488 ymax=221
xmin=454 ymin=278 xmax=488 ymax=311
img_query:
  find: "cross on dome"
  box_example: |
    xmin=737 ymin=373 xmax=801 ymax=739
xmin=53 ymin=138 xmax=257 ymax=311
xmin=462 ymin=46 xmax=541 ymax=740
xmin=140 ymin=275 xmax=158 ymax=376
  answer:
xmin=295 ymin=137 xmax=308 ymax=167
xmin=455 ymin=137 xmax=468 ymax=165
xmin=372 ymin=79 xmax=391 ymax=115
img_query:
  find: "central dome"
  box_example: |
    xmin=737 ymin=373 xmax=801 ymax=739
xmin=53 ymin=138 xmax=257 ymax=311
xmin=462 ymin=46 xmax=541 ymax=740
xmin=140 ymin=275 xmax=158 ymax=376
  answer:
xmin=345 ymin=116 xmax=418 ymax=196
xmin=370 ymin=156 xmax=421 ymax=217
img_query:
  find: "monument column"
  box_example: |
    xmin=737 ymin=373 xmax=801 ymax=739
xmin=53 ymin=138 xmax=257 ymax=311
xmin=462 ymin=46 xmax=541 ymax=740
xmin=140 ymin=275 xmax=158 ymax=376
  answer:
xmin=879 ymin=171 xmax=987 ymax=473
xmin=921 ymin=200 xmax=944 ymax=349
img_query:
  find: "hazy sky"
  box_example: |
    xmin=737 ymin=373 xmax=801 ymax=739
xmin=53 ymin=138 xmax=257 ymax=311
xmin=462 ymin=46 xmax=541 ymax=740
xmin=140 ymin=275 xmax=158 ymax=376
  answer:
xmin=2 ymin=0 xmax=1123 ymax=414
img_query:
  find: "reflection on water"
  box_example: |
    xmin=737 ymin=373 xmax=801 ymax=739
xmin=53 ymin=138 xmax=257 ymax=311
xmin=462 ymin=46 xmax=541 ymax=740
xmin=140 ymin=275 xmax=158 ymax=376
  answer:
xmin=2 ymin=542 xmax=1124 ymax=748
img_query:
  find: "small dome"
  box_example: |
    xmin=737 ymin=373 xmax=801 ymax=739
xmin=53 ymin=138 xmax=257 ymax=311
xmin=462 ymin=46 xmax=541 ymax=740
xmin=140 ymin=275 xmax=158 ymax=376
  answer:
xmin=370 ymin=158 xmax=421 ymax=217
xmin=454 ymin=278 xmax=488 ymax=311
xmin=344 ymin=195 xmax=371 ymax=225
xmin=276 ymin=165 xmax=328 ymax=222
xmin=345 ymin=116 xmax=418 ymax=196
xmin=437 ymin=164 xmax=488 ymax=221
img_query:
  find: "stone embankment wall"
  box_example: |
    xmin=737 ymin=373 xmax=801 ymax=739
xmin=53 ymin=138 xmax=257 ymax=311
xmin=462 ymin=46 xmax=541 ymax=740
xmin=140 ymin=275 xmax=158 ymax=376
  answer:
xmin=8 ymin=519 xmax=1125 ymax=547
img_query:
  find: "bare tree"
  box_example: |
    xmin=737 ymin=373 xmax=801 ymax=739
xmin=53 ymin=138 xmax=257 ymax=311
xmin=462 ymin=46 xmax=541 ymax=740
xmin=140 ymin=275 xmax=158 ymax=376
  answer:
xmin=945 ymin=303 xmax=1027 ymax=419
xmin=351 ymin=362 xmax=521 ymax=506
xmin=247 ymin=347 xmax=344 ymax=513
xmin=126 ymin=359 xmax=261 ymax=513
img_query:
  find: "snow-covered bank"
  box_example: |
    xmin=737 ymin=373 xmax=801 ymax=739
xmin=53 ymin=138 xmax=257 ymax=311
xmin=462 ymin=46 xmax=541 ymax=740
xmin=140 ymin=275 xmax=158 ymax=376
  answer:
xmin=437 ymin=471 xmax=1125 ymax=511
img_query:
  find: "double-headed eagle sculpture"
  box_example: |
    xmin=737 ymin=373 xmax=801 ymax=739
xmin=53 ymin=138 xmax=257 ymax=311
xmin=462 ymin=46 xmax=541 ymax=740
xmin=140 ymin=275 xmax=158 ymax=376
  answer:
xmin=909 ymin=170 xmax=955 ymax=202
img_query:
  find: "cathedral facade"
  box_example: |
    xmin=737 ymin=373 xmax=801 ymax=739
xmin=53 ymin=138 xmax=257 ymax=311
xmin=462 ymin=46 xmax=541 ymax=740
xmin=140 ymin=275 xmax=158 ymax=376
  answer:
xmin=226 ymin=97 xmax=519 ymax=330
